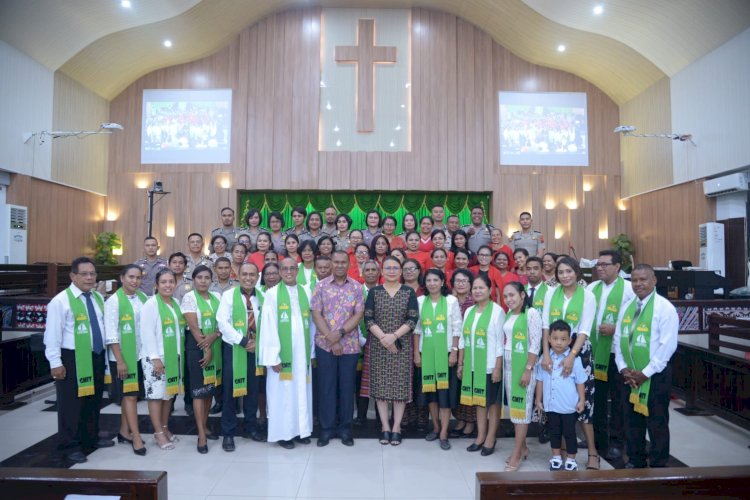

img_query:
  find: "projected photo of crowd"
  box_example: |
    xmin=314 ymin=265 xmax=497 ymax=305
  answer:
xmin=499 ymin=92 xmax=589 ymax=167
xmin=141 ymin=89 xmax=232 ymax=164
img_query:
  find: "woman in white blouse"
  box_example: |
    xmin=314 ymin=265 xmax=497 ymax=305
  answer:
xmin=501 ymin=281 xmax=542 ymax=471
xmin=458 ymin=274 xmax=505 ymax=457
xmin=140 ymin=269 xmax=184 ymax=450
xmin=413 ymin=269 xmax=463 ymax=451
xmin=541 ymin=256 xmax=598 ymax=469
xmin=104 ymin=264 xmax=147 ymax=456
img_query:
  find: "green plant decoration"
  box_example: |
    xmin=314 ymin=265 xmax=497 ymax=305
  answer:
xmin=611 ymin=233 xmax=635 ymax=272
xmin=94 ymin=231 xmax=122 ymax=265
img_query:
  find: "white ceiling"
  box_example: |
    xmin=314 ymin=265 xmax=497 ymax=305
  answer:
xmin=0 ymin=0 xmax=747 ymax=104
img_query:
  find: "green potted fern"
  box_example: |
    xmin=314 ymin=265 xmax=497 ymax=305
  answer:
xmin=94 ymin=231 xmax=122 ymax=265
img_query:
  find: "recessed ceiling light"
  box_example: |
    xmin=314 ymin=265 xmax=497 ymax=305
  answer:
xmin=557 ymin=44 xmax=566 ymax=53
xmin=163 ymin=40 xmax=172 ymax=48
xmin=121 ymin=0 xmax=131 ymax=8
xmin=593 ymin=5 xmax=604 ymax=15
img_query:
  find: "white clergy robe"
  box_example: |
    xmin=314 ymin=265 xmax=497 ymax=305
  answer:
xmin=259 ymin=284 xmax=315 ymax=442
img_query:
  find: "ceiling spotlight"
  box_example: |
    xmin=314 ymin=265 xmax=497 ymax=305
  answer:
xmin=163 ymin=40 xmax=172 ymax=48
xmin=121 ymin=0 xmax=132 ymax=8
xmin=593 ymin=5 xmax=604 ymax=15
xmin=557 ymin=44 xmax=566 ymax=53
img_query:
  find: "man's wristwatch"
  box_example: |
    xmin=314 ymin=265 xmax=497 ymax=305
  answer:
xmin=525 ymin=364 xmax=533 ymax=371
xmin=451 ymin=347 xmax=459 ymax=352
xmin=338 ymin=328 xmax=346 ymax=338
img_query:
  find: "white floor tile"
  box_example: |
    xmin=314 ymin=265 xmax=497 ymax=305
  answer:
xmin=209 ymin=462 xmax=306 ymax=497
xmin=297 ymin=457 xmax=384 ymax=498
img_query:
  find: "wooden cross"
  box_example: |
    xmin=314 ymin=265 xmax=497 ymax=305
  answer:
xmin=335 ymin=18 xmax=397 ymax=133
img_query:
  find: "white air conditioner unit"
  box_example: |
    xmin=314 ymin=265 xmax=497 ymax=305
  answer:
xmin=699 ymin=222 xmax=725 ymax=276
xmin=703 ymin=172 xmax=749 ymax=197
xmin=0 ymin=204 xmax=28 ymax=264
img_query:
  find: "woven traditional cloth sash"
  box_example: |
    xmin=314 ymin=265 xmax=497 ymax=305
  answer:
xmin=65 ymin=288 xmax=104 ymax=397
xmin=619 ymin=294 xmax=655 ymax=416
xmin=548 ymin=286 xmax=584 ymax=331
xmin=230 ymin=286 xmax=251 ymax=397
xmin=194 ymin=292 xmax=221 ymax=386
xmin=508 ymin=311 xmax=529 ymax=420
xmin=277 ymin=283 xmax=311 ymax=381
xmin=460 ymin=303 xmax=493 ymax=407
xmin=420 ymin=296 xmax=449 ymax=392
xmin=155 ymin=295 xmax=185 ymax=396
xmin=115 ymin=288 xmax=147 ymax=393
xmin=591 ymin=278 xmax=625 ymax=381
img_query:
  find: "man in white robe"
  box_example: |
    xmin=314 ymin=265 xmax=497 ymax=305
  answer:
xmin=259 ymin=257 xmax=315 ymax=448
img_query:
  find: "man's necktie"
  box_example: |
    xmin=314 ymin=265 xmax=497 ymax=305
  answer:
xmin=528 ymin=287 xmax=536 ymax=305
xmin=84 ymin=292 xmax=104 ymax=354
xmin=629 ymin=301 xmax=643 ymax=348
xmin=244 ymin=293 xmax=256 ymax=337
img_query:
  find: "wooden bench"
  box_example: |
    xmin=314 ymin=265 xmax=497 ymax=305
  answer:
xmin=476 ymin=466 xmax=750 ymax=499
xmin=0 ymin=468 xmax=167 ymax=499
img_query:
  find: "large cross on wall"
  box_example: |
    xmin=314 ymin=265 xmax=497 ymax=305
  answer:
xmin=334 ymin=19 xmax=396 ymax=133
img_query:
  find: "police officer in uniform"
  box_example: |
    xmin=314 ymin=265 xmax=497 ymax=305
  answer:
xmin=134 ymin=236 xmax=167 ymax=296
xmin=211 ymin=207 xmax=240 ymax=249
xmin=185 ymin=233 xmax=213 ymax=278
xmin=461 ymin=205 xmax=494 ymax=254
xmin=509 ymin=211 xmax=546 ymax=257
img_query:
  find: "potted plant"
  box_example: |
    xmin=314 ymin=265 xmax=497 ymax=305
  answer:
xmin=611 ymin=233 xmax=634 ymax=273
xmin=94 ymin=231 xmax=122 ymax=265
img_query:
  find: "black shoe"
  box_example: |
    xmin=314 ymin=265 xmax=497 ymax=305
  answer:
xmin=209 ymin=403 xmax=223 ymax=415
xmin=242 ymin=430 xmax=267 ymax=442
xmin=185 ymin=405 xmax=194 ymax=417
xmin=95 ymin=438 xmax=115 ymax=448
xmin=317 ymin=437 xmax=330 ymax=447
xmin=538 ymin=426 xmax=550 ymax=444
xmin=440 ymin=439 xmax=451 ymax=451
xmin=624 ymin=462 xmax=638 ymax=469
xmin=379 ymin=431 xmax=391 ymax=445
xmin=117 ymin=432 xmax=133 ymax=444
xmin=294 ymin=436 xmax=311 ymax=445
xmin=197 ymin=440 xmax=208 ymax=454
xmin=235 ymin=400 xmax=242 ymax=415
xmin=278 ymin=440 xmax=295 ymax=449
xmin=390 ymin=432 xmax=402 ymax=446
xmin=353 ymin=417 xmax=367 ymax=427
xmin=132 ymin=441 xmax=147 ymax=456
xmin=341 ymin=436 xmax=354 ymax=447
xmin=605 ymin=446 xmax=623 ymax=460
xmin=480 ymin=444 xmax=496 ymax=456
xmin=206 ymin=432 xmax=219 ymax=441
xmin=448 ymin=429 xmax=463 ymax=439
xmin=66 ymin=451 xmax=87 ymax=463
xmin=466 ymin=443 xmax=482 ymax=452
xmin=425 ymin=431 xmax=439 ymax=442
xmin=222 ymin=436 xmax=235 ymax=452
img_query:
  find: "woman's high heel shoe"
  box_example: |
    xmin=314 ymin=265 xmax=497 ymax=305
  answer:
xmin=154 ymin=432 xmax=175 ymax=450
xmin=162 ymin=425 xmax=179 ymax=443
xmin=506 ymin=448 xmax=530 ymax=465
xmin=132 ymin=438 xmax=147 ymax=456
xmin=117 ymin=432 xmax=133 ymax=444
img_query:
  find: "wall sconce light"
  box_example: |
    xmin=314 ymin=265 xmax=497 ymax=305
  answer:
xmin=617 ymin=200 xmax=627 ymax=211
xmin=555 ymin=228 xmax=564 ymax=239
xmin=166 ymin=225 xmax=175 ymax=238
xmin=544 ymin=199 xmax=556 ymax=210
xmin=106 ymin=211 xmax=118 ymax=221
xmin=566 ymin=200 xmax=578 ymax=210
xmin=220 ymin=178 xmax=231 ymax=189
xmin=583 ymin=182 xmax=592 ymax=192
xmin=136 ymin=178 xmax=149 ymax=189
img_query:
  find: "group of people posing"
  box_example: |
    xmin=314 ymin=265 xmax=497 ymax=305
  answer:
xmin=44 ymin=204 xmax=677 ymax=473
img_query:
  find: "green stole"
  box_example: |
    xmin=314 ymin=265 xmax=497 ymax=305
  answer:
xmin=194 ymin=292 xmax=221 ymax=386
xmin=276 ymin=283 xmax=311 ymax=381
xmin=526 ymin=282 xmax=549 ymax=312
xmin=357 ymin=284 xmax=370 ymax=371
xmin=460 ymin=303 xmax=494 ymax=407
xmin=297 ymin=264 xmax=317 ymax=289
xmin=591 ymin=278 xmax=625 ymax=381
xmin=420 ymin=296 xmax=450 ymax=392
xmin=155 ymin=295 xmax=185 ymax=397
xmin=115 ymin=289 xmax=147 ymax=393
xmin=230 ymin=286 xmax=252 ymax=397
xmin=619 ymin=294 xmax=655 ymax=416
xmin=508 ymin=311 xmax=529 ymax=420
xmin=255 ymin=286 xmax=266 ymax=376
xmin=548 ymin=285 xmax=585 ymax=332
xmin=65 ymin=288 xmax=104 ymax=397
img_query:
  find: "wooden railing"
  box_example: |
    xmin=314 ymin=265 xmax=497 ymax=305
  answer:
xmin=0 ymin=468 xmax=167 ymax=499
xmin=476 ymin=466 xmax=750 ymax=499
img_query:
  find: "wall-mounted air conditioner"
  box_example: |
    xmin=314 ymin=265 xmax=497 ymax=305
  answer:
xmin=703 ymin=172 xmax=748 ymax=197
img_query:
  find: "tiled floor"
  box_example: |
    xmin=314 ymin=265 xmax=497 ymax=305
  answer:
xmin=1 ymin=386 xmax=748 ymax=499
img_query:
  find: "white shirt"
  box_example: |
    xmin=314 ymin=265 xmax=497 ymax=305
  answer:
xmin=216 ymin=288 xmax=261 ymax=346
xmin=104 ymin=291 xmax=145 ymax=362
xmin=542 ymin=286 xmax=596 ymax=337
xmin=44 ymin=284 xmax=105 ymax=369
xmin=140 ymin=295 xmax=182 ymax=361
xmin=614 ymin=291 xmax=679 ymax=378
xmin=503 ymin=307 xmax=542 ymax=353
xmin=586 ymin=278 xmax=636 ymax=353
xmin=181 ymin=290 xmax=221 ymax=316
xmin=414 ymin=294 xmax=464 ymax=352
xmin=462 ymin=302 xmax=505 ymax=373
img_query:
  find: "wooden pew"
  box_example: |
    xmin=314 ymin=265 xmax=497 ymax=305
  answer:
xmin=476 ymin=466 xmax=750 ymax=499
xmin=0 ymin=468 xmax=167 ymax=499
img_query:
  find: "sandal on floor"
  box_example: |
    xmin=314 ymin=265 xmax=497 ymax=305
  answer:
xmin=154 ymin=432 xmax=175 ymax=450
xmin=506 ymin=448 xmax=530 ymax=465
xmin=587 ymin=454 xmax=600 ymax=470
xmin=162 ymin=425 xmax=179 ymax=443
xmin=379 ymin=431 xmax=391 ymax=445
xmin=390 ymin=432 xmax=403 ymax=446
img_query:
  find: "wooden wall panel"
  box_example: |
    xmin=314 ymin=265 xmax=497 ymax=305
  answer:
xmin=106 ymin=7 xmax=625 ymax=263
xmin=627 ymin=180 xmax=714 ymax=266
xmin=7 ymin=173 xmax=105 ymax=263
